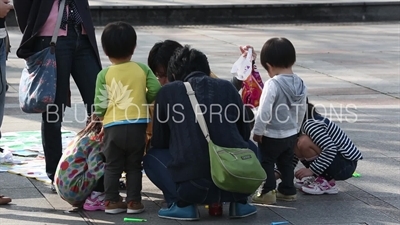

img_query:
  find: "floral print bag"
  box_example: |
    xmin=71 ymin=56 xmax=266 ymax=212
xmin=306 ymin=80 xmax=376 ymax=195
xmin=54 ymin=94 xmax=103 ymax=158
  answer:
xmin=18 ymin=0 xmax=66 ymax=113
xmin=54 ymin=120 xmax=104 ymax=206
xmin=19 ymin=47 xmax=57 ymax=113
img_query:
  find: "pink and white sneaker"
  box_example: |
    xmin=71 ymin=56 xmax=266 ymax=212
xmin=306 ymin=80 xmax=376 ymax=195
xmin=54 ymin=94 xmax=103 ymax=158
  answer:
xmin=301 ymin=176 xmax=339 ymax=195
xmin=83 ymin=191 xmax=105 ymax=211
xmin=294 ymin=176 xmax=315 ymax=189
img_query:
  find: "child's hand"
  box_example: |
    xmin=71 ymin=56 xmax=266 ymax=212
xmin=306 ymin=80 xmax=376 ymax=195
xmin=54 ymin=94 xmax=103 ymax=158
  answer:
xmin=0 ymin=0 xmax=13 ymax=19
xmin=98 ymin=127 xmax=104 ymax=142
xmin=252 ymin=134 xmax=263 ymax=143
xmin=295 ymin=168 xmax=314 ymax=179
xmin=240 ymin=45 xmax=257 ymax=61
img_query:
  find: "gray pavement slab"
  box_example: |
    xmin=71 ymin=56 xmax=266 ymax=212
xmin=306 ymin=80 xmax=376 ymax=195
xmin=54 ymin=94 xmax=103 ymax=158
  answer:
xmin=1 ymin=23 xmax=400 ymax=224
xmin=0 ymin=173 xmax=87 ymax=225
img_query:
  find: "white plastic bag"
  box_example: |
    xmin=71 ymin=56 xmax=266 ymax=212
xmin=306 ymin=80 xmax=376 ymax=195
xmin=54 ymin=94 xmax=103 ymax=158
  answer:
xmin=231 ymin=48 xmax=253 ymax=81
xmin=0 ymin=149 xmax=13 ymax=164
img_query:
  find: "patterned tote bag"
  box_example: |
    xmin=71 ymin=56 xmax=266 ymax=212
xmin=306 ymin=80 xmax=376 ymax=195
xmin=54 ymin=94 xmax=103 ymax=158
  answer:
xmin=54 ymin=120 xmax=105 ymax=206
xmin=18 ymin=0 xmax=66 ymax=113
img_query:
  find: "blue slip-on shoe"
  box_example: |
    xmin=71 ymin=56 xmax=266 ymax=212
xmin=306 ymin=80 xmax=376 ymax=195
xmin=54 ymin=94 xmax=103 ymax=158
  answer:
xmin=229 ymin=202 xmax=257 ymax=219
xmin=158 ymin=202 xmax=199 ymax=221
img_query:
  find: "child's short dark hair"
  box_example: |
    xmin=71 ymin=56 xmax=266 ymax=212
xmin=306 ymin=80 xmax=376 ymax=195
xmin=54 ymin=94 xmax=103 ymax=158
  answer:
xmin=147 ymin=40 xmax=183 ymax=74
xmin=260 ymin=37 xmax=296 ymax=71
xmin=101 ymin=21 xmax=137 ymax=59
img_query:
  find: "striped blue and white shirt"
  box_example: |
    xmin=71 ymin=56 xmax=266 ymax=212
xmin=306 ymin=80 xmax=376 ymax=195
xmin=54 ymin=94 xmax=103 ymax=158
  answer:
xmin=300 ymin=116 xmax=363 ymax=175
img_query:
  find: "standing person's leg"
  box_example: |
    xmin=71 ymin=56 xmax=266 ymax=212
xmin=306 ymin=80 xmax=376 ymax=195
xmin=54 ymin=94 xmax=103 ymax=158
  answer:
xmin=70 ymin=32 xmax=101 ymax=120
xmin=276 ymin=135 xmax=297 ymax=200
xmin=252 ymin=136 xmax=281 ymax=204
xmin=36 ymin=36 xmax=73 ymax=189
xmin=102 ymin=126 xmax=127 ymax=214
xmin=124 ymin=124 xmax=147 ymax=214
xmin=143 ymin=148 xmax=179 ymax=206
xmin=0 ymin=36 xmax=10 ymax=204
xmin=0 ymin=37 xmax=6 ymax=139
xmin=0 ymin=36 xmax=11 ymax=206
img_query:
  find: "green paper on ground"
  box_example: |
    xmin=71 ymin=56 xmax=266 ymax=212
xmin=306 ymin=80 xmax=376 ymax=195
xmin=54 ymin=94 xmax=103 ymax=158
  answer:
xmin=352 ymin=172 xmax=361 ymax=177
xmin=124 ymin=217 xmax=147 ymax=222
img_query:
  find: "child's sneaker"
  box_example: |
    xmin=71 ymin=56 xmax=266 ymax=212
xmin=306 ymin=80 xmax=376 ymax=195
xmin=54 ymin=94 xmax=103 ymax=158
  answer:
xmin=301 ymin=176 xmax=339 ymax=195
xmin=251 ymin=190 xmax=276 ymax=205
xmin=105 ymin=197 xmax=127 ymax=214
xmin=127 ymin=201 xmax=145 ymax=214
xmin=294 ymin=176 xmax=315 ymax=189
xmin=276 ymin=191 xmax=297 ymax=202
xmin=83 ymin=191 xmax=105 ymax=211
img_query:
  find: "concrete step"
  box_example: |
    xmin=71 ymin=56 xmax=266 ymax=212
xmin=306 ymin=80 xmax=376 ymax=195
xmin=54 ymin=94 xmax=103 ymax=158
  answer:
xmin=5 ymin=1 xmax=400 ymax=26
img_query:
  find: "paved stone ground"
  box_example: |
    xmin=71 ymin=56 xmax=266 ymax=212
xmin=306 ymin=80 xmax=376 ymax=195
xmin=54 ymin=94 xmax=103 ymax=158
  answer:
xmin=88 ymin=0 xmax=399 ymax=6
xmin=0 ymin=23 xmax=399 ymax=225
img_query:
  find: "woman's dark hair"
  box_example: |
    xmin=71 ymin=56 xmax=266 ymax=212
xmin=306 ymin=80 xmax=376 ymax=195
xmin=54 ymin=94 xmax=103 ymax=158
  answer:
xmin=260 ymin=37 xmax=296 ymax=72
xmin=167 ymin=45 xmax=211 ymax=81
xmin=304 ymin=98 xmax=321 ymax=122
xmin=101 ymin=21 xmax=137 ymax=59
xmin=147 ymin=40 xmax=183 ymax=76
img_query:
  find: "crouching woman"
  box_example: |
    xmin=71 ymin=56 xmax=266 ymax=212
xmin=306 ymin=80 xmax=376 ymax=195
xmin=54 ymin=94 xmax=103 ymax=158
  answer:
xmin=143 ymin=46 xmax=258 ymax=221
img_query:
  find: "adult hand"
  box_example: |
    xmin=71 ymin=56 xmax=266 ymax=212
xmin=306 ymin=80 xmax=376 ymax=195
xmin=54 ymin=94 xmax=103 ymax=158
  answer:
xmin=295 ymin=168 xmax=314 ymax=180
xmin=239 ymin=45 xmax=257 ymax=61
xmin=252 ymin=134 xmax=263 ymax=143
xmin=0 ymin=0 xmax=13 ymax=19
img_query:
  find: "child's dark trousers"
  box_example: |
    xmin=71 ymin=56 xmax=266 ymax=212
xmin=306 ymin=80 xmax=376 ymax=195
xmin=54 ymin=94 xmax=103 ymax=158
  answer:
xmin=103 ymin=123 xmax=147 ymax=203
xmin=259 ymin=134 xmax=297 ymax=195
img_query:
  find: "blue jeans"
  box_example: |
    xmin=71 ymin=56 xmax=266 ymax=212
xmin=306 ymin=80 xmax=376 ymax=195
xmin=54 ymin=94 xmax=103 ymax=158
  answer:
xmin=143 ymin=141 xmax=258 ymax=206
xmin=248 ymin=140 xmax=260 ymax=161
xmin=0 ymin=37 xmax=7 ymax=139
xmin=33 ymin=25 xmax=101 ymax=181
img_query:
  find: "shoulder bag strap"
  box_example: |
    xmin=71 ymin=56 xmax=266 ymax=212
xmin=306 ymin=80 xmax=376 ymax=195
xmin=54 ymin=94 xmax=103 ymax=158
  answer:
xmin=183 ymin=82 xmax=211 ymax=142
xmin=50 ymin=0 xmax=66 ymax=45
